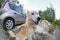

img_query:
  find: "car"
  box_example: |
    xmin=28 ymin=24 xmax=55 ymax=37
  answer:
xmin=0 ymin=2 xmax=26 ymax=30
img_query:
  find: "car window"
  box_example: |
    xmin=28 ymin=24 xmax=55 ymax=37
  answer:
xmin=8 ymin=3 xmax=14 ymax=10
xmin=8 ymin=3 xmax=24 ymax=16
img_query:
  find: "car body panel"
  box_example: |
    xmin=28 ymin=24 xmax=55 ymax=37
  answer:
xmin=0 ymin=2 xmax=26 ymax=26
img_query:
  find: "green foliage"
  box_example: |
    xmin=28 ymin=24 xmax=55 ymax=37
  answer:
xmin=55 ymin=19 xmax=60 ymax=26
xmin=0 ymin=0 xmax=4 ymax=8
xmin=39 ymin=7 xmax=60 ymax=26
xmin=39 ymin=7 xmax=55 ymax=23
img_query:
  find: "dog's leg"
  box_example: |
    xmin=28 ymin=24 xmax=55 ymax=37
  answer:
xmin=16 ymin=38 xmax=25 ymax=40
xmin=8 ymin=31 xmax=16 ymax=37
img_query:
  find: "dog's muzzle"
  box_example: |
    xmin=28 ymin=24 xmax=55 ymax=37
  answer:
xmin=34 ymin=17 xmax=41 ymax=25
xmin=37 ymin=17 xmax=41 ymax=21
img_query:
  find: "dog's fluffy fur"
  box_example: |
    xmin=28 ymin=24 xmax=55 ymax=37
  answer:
xmin=35 ymin=20 xmax=54 ymax=39
xmin=8 ymin=11 xmax=40 ymax=40
xmin=38 ymin=20 xmax=52 ymax=32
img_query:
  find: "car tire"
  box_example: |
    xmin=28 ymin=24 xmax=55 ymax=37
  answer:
xmin=3 ymin=18 xmax=14 ymax=30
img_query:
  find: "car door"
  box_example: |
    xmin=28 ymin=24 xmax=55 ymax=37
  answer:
xmin=16 ymin=13 xmax=24 ymax=22
xmin=14 ymin=6 xmax=25 ymax=23
xmin=9 ymin=3 xmax=25 ymax=24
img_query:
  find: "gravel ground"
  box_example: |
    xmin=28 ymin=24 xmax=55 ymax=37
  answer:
xmin=0 ymin=24 xmax=60 ymax=40
xmin=53 ymin=26 xmax=60 ymax=40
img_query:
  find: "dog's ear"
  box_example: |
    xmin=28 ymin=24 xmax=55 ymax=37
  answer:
xmin=26 ymin=11 xmax=30 ymax=16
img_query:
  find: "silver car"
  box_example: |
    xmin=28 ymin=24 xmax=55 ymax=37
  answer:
xmin=0 ymin=2 xmax=26 ymax=30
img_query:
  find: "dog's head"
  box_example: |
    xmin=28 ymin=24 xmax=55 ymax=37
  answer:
xmin=27 ymin=11 xmax=41 ymax=25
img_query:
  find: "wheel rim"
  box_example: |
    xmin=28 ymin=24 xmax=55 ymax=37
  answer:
xmin=5 ymin=20 xmax=13 ymax=30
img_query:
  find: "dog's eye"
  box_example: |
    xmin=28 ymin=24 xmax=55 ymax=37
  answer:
xmin=32 ymin=13 xmax=34 ymax=15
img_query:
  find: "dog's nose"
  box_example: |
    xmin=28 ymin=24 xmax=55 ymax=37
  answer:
xmin=37 ymin=17 xmax=41 ymax=21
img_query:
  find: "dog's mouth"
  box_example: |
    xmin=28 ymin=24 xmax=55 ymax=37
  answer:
xmin=32 ymin=17 xmax=41 ymax=25
xmin=33 ymin=20 xmax=40 ymax=25
xmin=35 ymin=20 xmax=40 ymax=25
xmin=34 ymin=17 xmax=41 ymax=25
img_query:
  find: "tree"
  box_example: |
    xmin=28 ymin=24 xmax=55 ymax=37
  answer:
xmin=46 ymin=7 xmax=55 ymax=22
xmin=39 ymin=6 xmax=55 ymax=23
xmin=0 ymin=0 xmax=4 ymax=8
xmin=55 ymin=19 xmax=60 ymax=26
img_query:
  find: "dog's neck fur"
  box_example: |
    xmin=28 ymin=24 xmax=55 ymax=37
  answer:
xmin=25 ymin=17 xmax=36 ymax=30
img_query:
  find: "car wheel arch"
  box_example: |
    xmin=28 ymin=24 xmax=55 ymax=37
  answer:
xmin=3 ymin=17 xmax=15 ymax=30
xmin=3 ymin=17 xmax=15 ymax=25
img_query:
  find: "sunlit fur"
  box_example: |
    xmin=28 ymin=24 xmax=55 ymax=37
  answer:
xmin=8 ymin=11 xmax=40 ymax=40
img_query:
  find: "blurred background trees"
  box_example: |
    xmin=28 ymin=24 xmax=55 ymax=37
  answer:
xmin=0 ymin=0 xmax=5 ymax=8
xmin=39 ymin=6 xmax=55 ymax=23
xmin=39 ymin=4 xmax=60 ymax=26
xmin=55 ymin=19 xmax=60 ymax=26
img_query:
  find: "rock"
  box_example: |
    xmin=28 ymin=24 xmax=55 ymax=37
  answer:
xmin=53 ymin=26 xmax=60 ymax=40
xmin=33 ymin=20 xmax=55 ymax=40
xmin=32 ymin=32 xmax=54 ymax=40
xmin=38 ymin=20 xmax=55 ymax=34
xmin=39 ymin=20 xmax=52 ymax=32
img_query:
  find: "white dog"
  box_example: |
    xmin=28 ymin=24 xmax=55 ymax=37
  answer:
xmin=7 ymin=11 xmax=41 ymax=40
